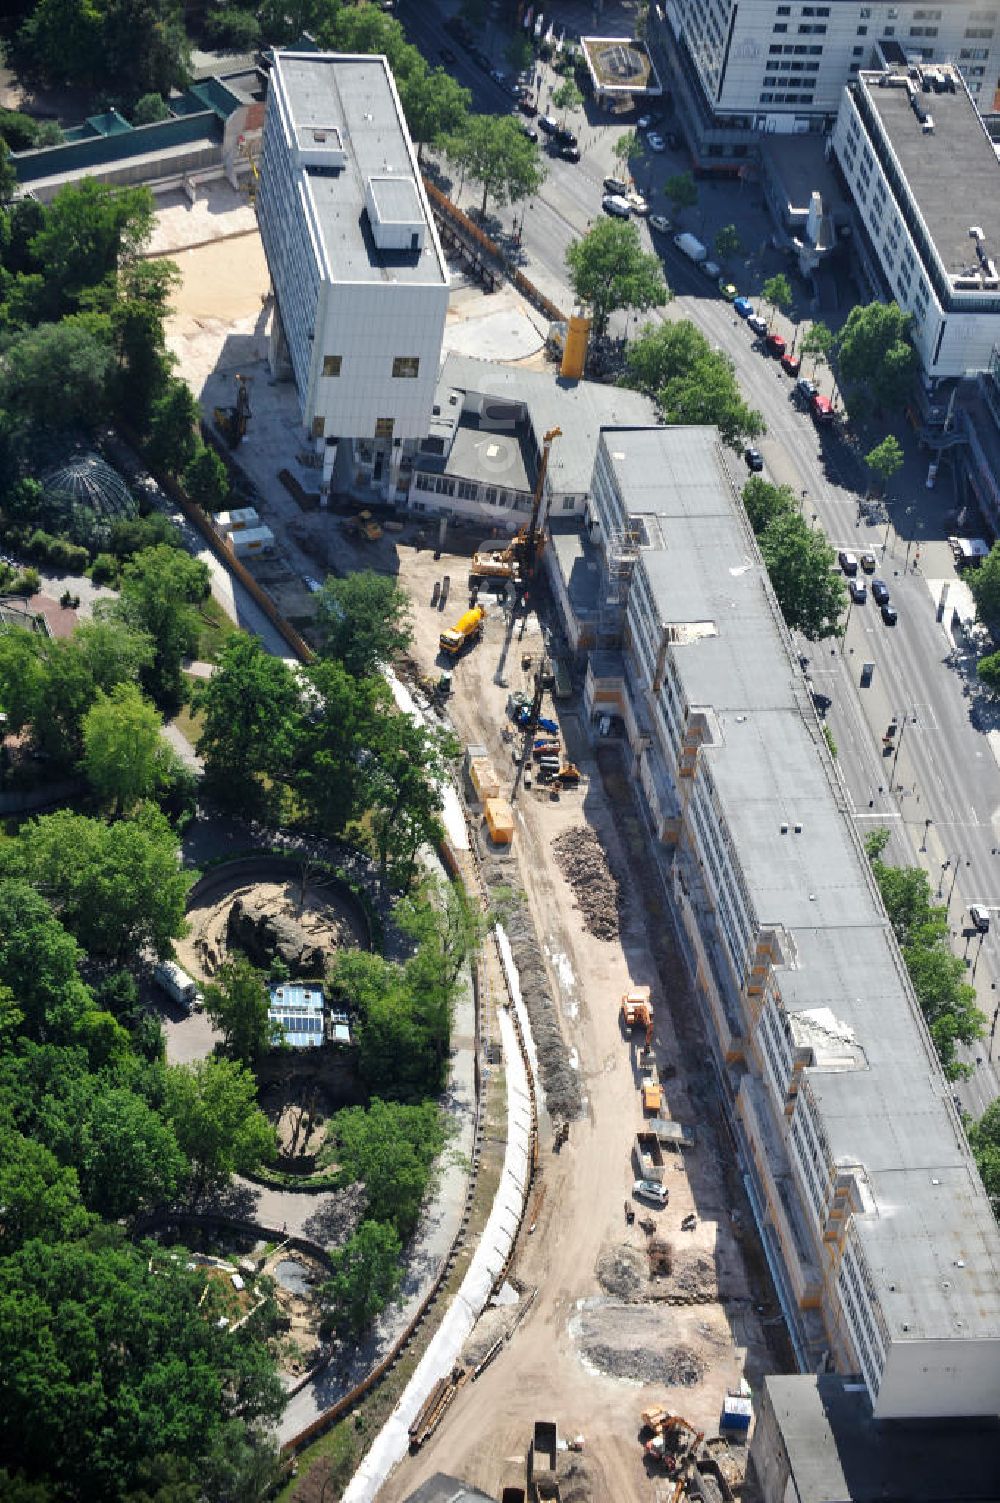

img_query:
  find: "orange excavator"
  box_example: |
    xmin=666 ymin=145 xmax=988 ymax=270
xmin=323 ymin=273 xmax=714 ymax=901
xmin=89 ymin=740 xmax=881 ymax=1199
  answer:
xmin=621 ymin=986 xmax=654 ymax=1047
xmin=470 ymin=427 xmax=561 ymax=586
xmin=642 ymin=1411 xmax=704 ymax=1481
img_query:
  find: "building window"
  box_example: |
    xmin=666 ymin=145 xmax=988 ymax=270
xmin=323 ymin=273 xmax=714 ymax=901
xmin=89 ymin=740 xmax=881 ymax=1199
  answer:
xmin=311 ymin=415 xmax=325 ymax=438
xmin=562 ymin=494 xmax=576 ymax=510
xmin=374 ymin=417 xmax=395 ymax=439
xmin=773 ymin=22 xmax=787 ymax=31
xmin=322 ymin=355 xmax=342 ymax=377
xmin=883 ymin=25 xmax=895 ymax=34
xmin=392 ymin=356 xmax=420 ymax=379
xmin=857 ymin=23 xmax=867 ymax=33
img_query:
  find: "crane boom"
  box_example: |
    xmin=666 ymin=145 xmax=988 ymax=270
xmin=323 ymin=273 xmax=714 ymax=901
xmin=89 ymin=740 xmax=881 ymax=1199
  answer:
xmin=521 ymin=425 xmax=561 ymax=579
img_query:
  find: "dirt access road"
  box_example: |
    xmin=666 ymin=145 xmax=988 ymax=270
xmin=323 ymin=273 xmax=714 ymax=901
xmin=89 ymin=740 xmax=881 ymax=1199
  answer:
xmin=378 ymin=543 xmax=788 ymax=1503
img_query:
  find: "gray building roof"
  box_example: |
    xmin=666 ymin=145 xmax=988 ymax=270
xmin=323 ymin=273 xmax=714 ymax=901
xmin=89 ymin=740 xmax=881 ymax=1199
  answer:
xmin=272 ymin=51 xmax=447 ymax=287
xmin=601 ymin=425 xmax=1000 ymax=1347
xmin=859 ymin=66 xmax=1000 ymax=284
xmin=757 ymin=1374 xmax=1000 ymax=1502
xmin=429 ymin=353 xmax=658 ymax=499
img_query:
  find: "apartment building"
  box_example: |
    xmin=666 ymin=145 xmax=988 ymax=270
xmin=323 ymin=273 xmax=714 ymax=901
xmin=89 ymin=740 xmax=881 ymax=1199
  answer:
xmin=654 ymin=0 xmax=1000 ymax=166
xmin=256 ymin=51 xmax=449 ymax=498
xmin=831 ymin=61 xmax=1000 ymax=380
xmin=549 ymin=424 xmax=1000 ymax=1417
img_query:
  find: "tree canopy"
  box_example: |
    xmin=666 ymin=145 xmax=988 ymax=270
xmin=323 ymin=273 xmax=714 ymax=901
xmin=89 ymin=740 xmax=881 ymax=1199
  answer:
xmin=968 ymin=543 xmax=1000 ymax=634
xmin=315 ymin=569 xmax=413 ymax=677
xmin=742 ymin=477 xmax=845 ymax=640
xmin=565 ymin=219 xmax=669 ymax=340
xmin=82 ymin=682 xmax=177 ymax=813
xmin=202 ymin=956 xmax=281 ymax=1068
xmin=321 ymin=1220 xmax=402 ymax=1341
xmin=446 ymin=114 xmax=544 ymax=217
xmin=163 ymin=1056 xmax=276 ymax=1203
xmin=623 ymin=320 xmax=764 ymax=448
xmin=714 ymin=224 xmax=741 ymax=261
xmin=835 ymin=301 xmax=917 ymax=416
xmin=865 ymin=831 xmax=985 ymax=1078
xmin=761 ymin=272 xmax=792 ymax=316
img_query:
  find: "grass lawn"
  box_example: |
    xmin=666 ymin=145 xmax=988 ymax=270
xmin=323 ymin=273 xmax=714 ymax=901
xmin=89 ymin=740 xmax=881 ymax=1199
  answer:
xmin=195 ymin=595 xmax=238 ymax=662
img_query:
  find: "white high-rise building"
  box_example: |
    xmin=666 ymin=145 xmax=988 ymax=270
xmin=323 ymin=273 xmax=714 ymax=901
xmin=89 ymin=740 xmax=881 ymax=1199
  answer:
xmin=656 ymin=0 xmax=999 ymax=164
xmin=256 ymin=50 xmax=449 ymax=498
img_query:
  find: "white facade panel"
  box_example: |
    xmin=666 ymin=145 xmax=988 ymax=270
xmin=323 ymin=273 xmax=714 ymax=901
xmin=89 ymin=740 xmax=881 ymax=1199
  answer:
xmin=876 ymin=1335 xmax=1000 ymax=1418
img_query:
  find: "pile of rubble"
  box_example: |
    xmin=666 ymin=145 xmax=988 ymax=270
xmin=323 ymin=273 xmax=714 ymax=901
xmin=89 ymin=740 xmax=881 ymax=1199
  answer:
xmin=552 ymin=828 xmax=622 ymax=942
xmin=596 ymin=1243 xmax=647 ymax=1301
xmin=483 ymin=860 xmax=582 ymax=1121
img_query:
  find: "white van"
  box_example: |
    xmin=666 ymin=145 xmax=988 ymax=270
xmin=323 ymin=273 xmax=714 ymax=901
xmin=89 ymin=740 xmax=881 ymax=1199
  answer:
xmin=153 ymin=960 xmax=200 ymax=1014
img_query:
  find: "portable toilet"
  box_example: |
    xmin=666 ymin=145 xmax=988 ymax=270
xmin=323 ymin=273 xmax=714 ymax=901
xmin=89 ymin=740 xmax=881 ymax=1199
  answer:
xmin=720 ymin=1393 xmax=752 ymax=1437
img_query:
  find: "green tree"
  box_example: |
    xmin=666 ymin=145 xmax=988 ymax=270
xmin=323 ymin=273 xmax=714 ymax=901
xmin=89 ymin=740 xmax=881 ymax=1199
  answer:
xmin=968 ymin=1100 xmax=1000 ymax=1206
xmin=132 ymin=92 xmax=170 ymax=125
xmin=76 ymin=1083 xmax=187 ymax=1219
xmin=446 ymin=113 xmax=544 ymax=218
xmin=612 ymin=129 xmax=641 ymax=174
xmin=397 ymin=877 xmax=485 ymax=995
xmin=741 ymin=476 xmax=797 ymax=534
xmin=552 ymin=78 xmax=584 ymax=120
xmin=867 ymin=847 xmax=986 ymax=1078
xmin=0 ymin=1129 xmax=93 ymax=1255
xmin=968 ymin=544 xmax=1000 ymax=633
xmin=109 ymin=257 xmax=178 ymax=431
xmin=195 ymin=633 xmax=303 ymax=816
xmin=292 ymin=659 xmax=386 ymax=833
xmin=399 ymin=63 xmax=470 ymax=161
xmin=183 ymin=442 xmax=229 ymax=511
xmin=0 ymin=1234 xmax=282 ymax=1500
xmin=865 ymin=433 xmax=904 ymax=494
xmin=565 ymin=218 xmax=669 ymax=340
xmin=331 ymin=1097 xmax=445 ymax=1238
xmin=316 ymin=569 xmax=413 ymax=676
xmin=761 ymin=272 xmax=793 ymax=320
xmin=624 ymin=320 xmax=764 ymax=448
xmin=203 ymin=7 xmax=262 ymax=50
xmin=13 ymin=805 xmax=193 ymax=966
xmin=0 ymin=320 xmax=113 ymax=437
xmin=0 ymin=880 xmax=94 ymax=1042
xmin=115 ymin=544 xmax=210 ymax=706
xmin=321 ymin=1219 xmax=402 ymax=1340
xmin=836 ymin=301 xmax=917 ymax=416
xmin=81 ymin=682 xmax=174 ymax=813
xmin=714 ymin=224 xmax=742 ymax=261
xmin=146 ymin=378 xmax=201 ymax=477
xmin=202 ymin=956 xmax=280 ymax=1068
xmin=163 ymin=1056 xmax=276 ymax=1201
xmin=758 ymin=511 xmax=846 ymax=641
xmin=664 ymin=171 xmax=698 ymax=214
xmin=366 ymin=716 xmax=459 ymax=893
xmin=800 ymin=320 xmax=834 ymax=380
xmin=978 ymin=650 xmax=1000 ymax=695
xmin=28 ymin=179 xmax=154 ymax=319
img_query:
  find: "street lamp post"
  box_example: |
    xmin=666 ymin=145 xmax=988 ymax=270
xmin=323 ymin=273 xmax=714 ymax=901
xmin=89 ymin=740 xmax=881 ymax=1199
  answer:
xmin=938 ymin=858 xmax=950 ymax=898
xmin=946 ymin=857 xmax=962 ymax=909
xmin=921 ymin=817 xmax=932 ymax=852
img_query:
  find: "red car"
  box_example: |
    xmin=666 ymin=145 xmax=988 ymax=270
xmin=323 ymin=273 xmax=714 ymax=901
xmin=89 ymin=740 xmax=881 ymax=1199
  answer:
xmin=765 ymin=332 xmax=786 ymax=358
xmin=517 ymin=91 xmax=537 ymax=116
xmin=781 ymin=352 xmax=801 ymax=376
xmin=811 ymin=393 xmax=834 ymax=425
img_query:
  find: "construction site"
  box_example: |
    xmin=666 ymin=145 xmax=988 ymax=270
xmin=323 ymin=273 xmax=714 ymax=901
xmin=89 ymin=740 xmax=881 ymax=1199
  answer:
xmin=153 ymin=177 xmax=792 ymax=1503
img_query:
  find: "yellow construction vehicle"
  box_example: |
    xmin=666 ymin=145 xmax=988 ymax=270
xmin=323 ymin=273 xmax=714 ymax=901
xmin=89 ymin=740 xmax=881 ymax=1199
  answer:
xmin=213 ymin=374 xmax=251 ymax=446
xmin=470 ymin=427 xmax=561 ymax=585
xmin=621 ymin=985 xmax=654 ymax=1046
xmin=343 ymin=509 xmax=383 ymax=541
xmin=642 ymin=1079 xmax=664 ymax=1115
xmin=440 ymin=604 xmax=485 ymax=657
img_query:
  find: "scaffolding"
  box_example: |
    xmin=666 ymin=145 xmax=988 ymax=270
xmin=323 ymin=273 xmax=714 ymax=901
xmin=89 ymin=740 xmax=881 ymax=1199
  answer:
xmin=599 ymin=521 xmax=641 ymax=641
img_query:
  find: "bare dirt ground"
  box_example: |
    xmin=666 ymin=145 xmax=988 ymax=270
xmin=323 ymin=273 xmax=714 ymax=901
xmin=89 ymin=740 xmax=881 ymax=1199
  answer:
xmin=376 ymin=549 xmax=787 ymax=1503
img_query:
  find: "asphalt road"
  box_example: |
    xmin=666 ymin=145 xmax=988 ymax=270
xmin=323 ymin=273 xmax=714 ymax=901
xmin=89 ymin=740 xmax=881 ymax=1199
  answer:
xmin=404 ymin=2 xmax=1000 ymax=1115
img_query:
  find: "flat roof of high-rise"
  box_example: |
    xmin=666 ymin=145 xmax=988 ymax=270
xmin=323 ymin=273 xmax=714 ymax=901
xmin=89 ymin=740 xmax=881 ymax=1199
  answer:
xmin=856 ymin=64 xmax=1000 ymax=285
xmin=269 ymin=50 xmax=447 ymax=287
xmin=600 ymin=424 xmax=1000 ymax=1346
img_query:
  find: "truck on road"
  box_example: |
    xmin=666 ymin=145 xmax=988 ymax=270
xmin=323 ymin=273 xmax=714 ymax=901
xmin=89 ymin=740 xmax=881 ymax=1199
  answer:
xmin=673 ymin=231 xmax=707 ymax=264
xmin=634 ymin=1130 xmax=666 ymax=1182
xmin=440 ymin=605 xmax=485 ymax=656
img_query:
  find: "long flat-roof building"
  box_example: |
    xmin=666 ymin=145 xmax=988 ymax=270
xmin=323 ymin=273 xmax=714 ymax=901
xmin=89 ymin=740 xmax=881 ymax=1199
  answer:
xmin=256 ymin=51 xmax=449 ymax=498
xmin=831 ymin=61 xmax=1000 ymax=380
xmin=547 ymin=424 xmax=1000 ymax=1419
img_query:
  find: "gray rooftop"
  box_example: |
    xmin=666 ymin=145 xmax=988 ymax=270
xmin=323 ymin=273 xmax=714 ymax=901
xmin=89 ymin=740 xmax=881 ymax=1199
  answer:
xmin=860 ymin=66 xmax=1000 ymax=285
xmin=760 ymin=1374 xmax=1000 ymax=1501
xmin=601 ymin=425 xmax=1000 ymax=1346
xmin=432 ymin=353 xmax=658 ymax=499
xmin=272 ymin=51 xmax=447 ymax=287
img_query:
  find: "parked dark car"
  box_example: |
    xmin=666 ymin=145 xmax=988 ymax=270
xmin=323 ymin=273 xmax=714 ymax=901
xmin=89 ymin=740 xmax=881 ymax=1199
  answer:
xmin=765 ymin=332 xmax=787 ymax=358
xmin=439 ymin=46 xmax=458 ymax=65
xmin=872 ymin=578 xmax=891 ymax=605
xmin=538 ymin=115 xmax=558 ymax=135
xmin=558 ymin=144 xmax=581 ymax=162
xmin=518 ymin=122 xmax=539 ymax=142
xmin=781 ymin=352 xmax=801 ymax=376
xmin=744 ymin=446 xmax=764 ymax=472
xmin=554 ymin=127 xmax=578 ymax=147
xmin=881 ymin=602 xmax=898 ymax=625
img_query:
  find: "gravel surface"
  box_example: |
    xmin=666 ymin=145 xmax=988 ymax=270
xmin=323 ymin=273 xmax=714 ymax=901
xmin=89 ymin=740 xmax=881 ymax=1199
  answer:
xmin=596 ymin=1243 xmax=647 ymax=1302
xmin=552 ymin=828 xmax=622 ymax=942
xmin=573 ymin=1302 xmax=708 ymax=1387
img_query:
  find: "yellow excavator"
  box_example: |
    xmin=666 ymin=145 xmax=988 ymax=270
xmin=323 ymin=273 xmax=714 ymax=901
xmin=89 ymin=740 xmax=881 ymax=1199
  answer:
xmin=213 ymin=374 xmax=251 ymax=447
xmin=470 ymin=426 xmax=561 ymax=586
